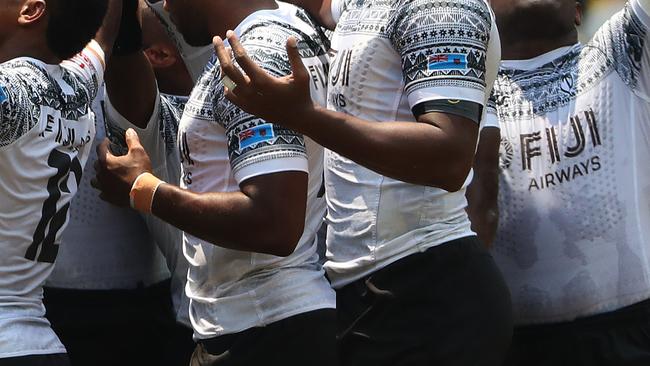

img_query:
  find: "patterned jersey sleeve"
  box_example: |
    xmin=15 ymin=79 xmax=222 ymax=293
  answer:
xmin=330 ymin=0 xmax=349 ymax=24
xmin=60 ymin=40 xmax=105 ymax=102
xmin=591 ymin=0 xmax=650 ymax=97
xmin=105 ymin=91 xmax=184 ymax=185
xmin=217 ymin=25 xmax=309 ymax=185
xmin=0 ymin=71 xmax=35 ymax=148
xmin=390 ymin=0 xmax=494 ymax=110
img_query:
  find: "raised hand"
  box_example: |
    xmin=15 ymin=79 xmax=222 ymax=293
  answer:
xmin=92 ymin=128 xmax=153 ymax=207
xmin=213 ymin=31 xmax=317 ymax=133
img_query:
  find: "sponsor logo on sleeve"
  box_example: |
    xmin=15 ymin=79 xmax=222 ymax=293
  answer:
xmin=428 ymin=53 xmax=468 ymax=71
xmin=238 ymin=123 xmax=275 ymax=150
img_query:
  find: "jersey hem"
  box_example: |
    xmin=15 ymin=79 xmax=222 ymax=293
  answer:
xmin=326 ymin=232 xmax=476 ymax=289
xmin=0 ymin=349 xmax=67 ymax=359
xmin=513 ymin=291 xmax=650 ymax=326
xmin=192 ymin=302 xmax=336 ymax=340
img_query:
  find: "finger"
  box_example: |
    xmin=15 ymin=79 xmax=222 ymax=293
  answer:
xmin=97 ymin=138 xmax=112 ymax=165
xmin=124 ymin=128 xmax=143 ymax=151
xmin=225 ymin=30 xmax=271 ymax=84
xmin=223 ymin=86 xmax=248 ymax=108
xmin=286 ymin=37 xmax=309 ymax=81
xmin=213 ymin=35 xmax=247 ymax=87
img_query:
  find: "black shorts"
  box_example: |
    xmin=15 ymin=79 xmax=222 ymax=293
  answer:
xmin=0 ymin=354 xmax=70 ymax=366
xmin=504 ymin=298 xmax=650 ymax=366
xmin=191 ymin=309 xmax=337 ymax=366
xmin=44 ymin=280 xmax=195 ymax=366
xmin=336 ymin=236 xmax=513 ymax=366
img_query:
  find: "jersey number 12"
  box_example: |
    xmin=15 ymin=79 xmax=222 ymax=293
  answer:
xmin=24 ymin=150 xmax=82 ymax=263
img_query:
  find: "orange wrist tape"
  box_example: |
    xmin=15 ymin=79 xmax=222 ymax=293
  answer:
xmin=129 ymin=172 xmax=164 ymax=214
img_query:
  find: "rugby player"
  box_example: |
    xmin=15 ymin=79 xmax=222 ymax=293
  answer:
xmin=0 ymin=0 xmax=120 ymax=364
xmin=212 ymin=0 xmax=514 ymax=364
xmin=489 ymin=0 xmax=650 ymax=364
xmin=94 ymin=1 xmax=337 ymax=364
xmin=42 ymin=1 xmax=204 ymax=364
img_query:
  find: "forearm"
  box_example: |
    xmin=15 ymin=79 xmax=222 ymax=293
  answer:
xmin=150 ymin=173 xmax=306 ymax=257
xmin=105 ymin=52 xmax=158 ymax=129
xmin=466 ymin=127 xmax=500 ymax=248
xmin=300 ymin=106 xmax=477 ymax=190
xmin=466 ymin=172 xmax=499 ymax=248
xmin=94 ymin=0 xmax=123 ymax=60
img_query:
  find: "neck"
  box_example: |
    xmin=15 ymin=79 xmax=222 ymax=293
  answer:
xmin=207 ymin=0 xmax=278 ymax=38
xmin=501 ymin=33 xmax=578 ymax=60
xmin=0 ymin=33 xmax=60 ymax=64
xmin=155 ymin=63 xmax=194 ymax=96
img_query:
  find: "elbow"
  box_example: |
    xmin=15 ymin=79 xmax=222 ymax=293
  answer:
xmin=438 ymin=177 xmax=466 ymax=192
xmin=263 ymin=221 xmax=305 ymax=257
xmin=436 ymin=166 xmax=472 ymax=192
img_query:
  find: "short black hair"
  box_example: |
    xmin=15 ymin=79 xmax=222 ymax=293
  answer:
xmin=46 ymin=0 xmax=108 ymax=60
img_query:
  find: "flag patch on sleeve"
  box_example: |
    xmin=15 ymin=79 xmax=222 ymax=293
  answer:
xmin=238 ymin=124 xmax=275 ymax=150
xmin=0 ymin=86 xmax=7 ymax=104
xmin=428 ymin=54 xmax=468 ymax=71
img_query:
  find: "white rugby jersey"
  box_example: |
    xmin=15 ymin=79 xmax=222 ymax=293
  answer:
xmin=179 ymin=2 xmax=335 ymax=338
xmin=491 ymin=0 xmax=650 ymax=325
xmin=105 ymin=92 xmax=190 ymax=326
xmin=324 ymin=0 xmax=501 ymax=288
xmin=46 ymin=88 xmax=170 ymax=291
xmin=0 ymin=42 xmax=103 ymax=358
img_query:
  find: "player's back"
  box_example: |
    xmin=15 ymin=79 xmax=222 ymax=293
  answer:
xmin=0 ymin=44 xmax=103 ymax=357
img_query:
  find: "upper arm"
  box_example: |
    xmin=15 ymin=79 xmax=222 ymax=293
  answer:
xmin=221 ymin=28 xmax=310 ymax=185
xmin=592 ymin=0 xmax=650 ymax=96
xmin=391 ymin=0 xmax=495 ymax=118
xmin=61 ymin=41 xmax=106 ymax=102
xmin=104 ymin=52 xmax=158 ymax=129
xmin=0 ymin=74 xmax=35 ymax=148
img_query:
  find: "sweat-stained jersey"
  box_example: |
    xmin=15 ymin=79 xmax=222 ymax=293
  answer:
xmin=324 ymin=0 xmax=501 ymax=288
xmin=0 ymin=42 xmax=103 ymax=358
xmin=491 ymin=0 xmax=650 ymax=324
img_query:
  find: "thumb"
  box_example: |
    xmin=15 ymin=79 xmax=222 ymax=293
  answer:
xmin=286 ymin=37 xmax=308 ymax=81
xmin=125 ymin=128 xmax=143 ymax=151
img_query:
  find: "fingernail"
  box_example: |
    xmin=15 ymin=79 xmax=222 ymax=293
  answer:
xmin=126 ymin=128 xmax=135 ymax=137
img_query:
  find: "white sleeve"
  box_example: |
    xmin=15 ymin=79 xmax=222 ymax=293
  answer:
xmin=60 ymin=40 xmax=105 ymax=101
xmin=223 ymin=23 xmax=310 ymax=185
xmin=635 ymin=0 xmax=650 ymax=20
xmin=391 ymin=0 xmax=496 ymax=110
xmin=591 ymin=0 xmax=650 ymax=98
xmin=330 ymin=0 xmax=346 ymax=24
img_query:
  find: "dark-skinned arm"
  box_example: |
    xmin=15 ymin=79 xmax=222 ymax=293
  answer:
xmin=466 ymin=127 xmax=500 ymax=248
xmin=295 ymin=105 xmax=477 ymax=191
xmin=94 ymin=130 xmax=308 ymax=257
xmin=214 ymin=34 xmax=477 ymax=191
xmin=105 ymin=0 xmax=158 ymax=128
xmin=151 ymin=172 xmax=307 ymax=257
xmin=105 ymin=53 xmax=158 ymax=129
xmin=93 ymin=0 xmax=124 ymax=62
